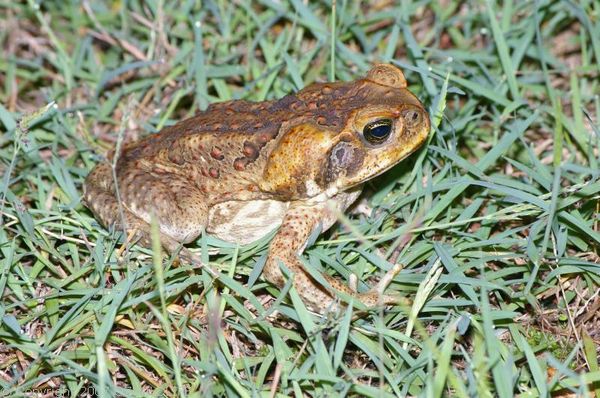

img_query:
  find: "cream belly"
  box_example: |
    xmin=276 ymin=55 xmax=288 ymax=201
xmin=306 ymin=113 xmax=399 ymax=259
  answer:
xmin=206 ymin=199 xmax=290 ymax=245
xmin=205 ymin=188 xmax=363 ymax=246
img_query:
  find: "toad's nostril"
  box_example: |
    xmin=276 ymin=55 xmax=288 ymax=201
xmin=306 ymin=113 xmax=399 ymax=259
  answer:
xmin=403 ymin=109 xmax=422 ymax=126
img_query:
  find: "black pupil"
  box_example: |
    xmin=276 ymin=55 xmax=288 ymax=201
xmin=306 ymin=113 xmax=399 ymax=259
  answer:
xmin=364 ymin=119 xmax=392 ymax=143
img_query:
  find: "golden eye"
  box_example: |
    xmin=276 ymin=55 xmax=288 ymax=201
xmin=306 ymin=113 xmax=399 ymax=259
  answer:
xmin=363 ymin=119 xmax=393 ymax=144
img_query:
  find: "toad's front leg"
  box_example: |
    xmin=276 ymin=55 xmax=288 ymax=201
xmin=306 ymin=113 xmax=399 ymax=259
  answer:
xmin=263 ymin=202 xmax=401 ymax=313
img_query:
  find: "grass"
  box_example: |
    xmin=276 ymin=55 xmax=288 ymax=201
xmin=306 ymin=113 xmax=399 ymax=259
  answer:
xmin=1 ymin=0 xmax=599 ymax=396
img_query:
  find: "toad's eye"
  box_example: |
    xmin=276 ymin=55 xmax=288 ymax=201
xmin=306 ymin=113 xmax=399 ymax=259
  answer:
xmin=363 ymin=119 xmax=393 ymax=144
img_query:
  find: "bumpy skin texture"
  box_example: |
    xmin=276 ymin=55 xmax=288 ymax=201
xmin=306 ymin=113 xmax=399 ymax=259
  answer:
xmin=83 ymin=64 xmax=430 ymax=313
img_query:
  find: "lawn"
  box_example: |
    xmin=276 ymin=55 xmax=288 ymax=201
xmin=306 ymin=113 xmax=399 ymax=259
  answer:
xmin=1 ymin=0 xmax=599 ymax=397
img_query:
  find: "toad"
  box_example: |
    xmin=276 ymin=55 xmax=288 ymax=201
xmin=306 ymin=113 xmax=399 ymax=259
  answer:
xmin=83 ymin=64 xmax=430 ymax=313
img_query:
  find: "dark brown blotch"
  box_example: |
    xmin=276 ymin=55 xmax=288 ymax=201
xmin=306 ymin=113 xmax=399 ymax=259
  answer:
xmin=209 ymin=167 xmax=220 ymax=178
xmin=258 ymin=133 xmax=270 ymax=143
xmin=211 ymin=146 xmax=225 ymax=160
xmin=242 ymin=141 xmax=259 ymax=160
xmin=233 ymin=158 xmax=246 ymax=171
xmin=168 ymin=152 xmax=185 ymax=165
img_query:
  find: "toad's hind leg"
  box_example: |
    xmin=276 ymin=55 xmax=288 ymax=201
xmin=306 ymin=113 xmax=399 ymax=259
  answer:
xmin=83 ymin=162 xmax=207 ymax=256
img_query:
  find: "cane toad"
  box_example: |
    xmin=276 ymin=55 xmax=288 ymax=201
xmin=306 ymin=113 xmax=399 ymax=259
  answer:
xmin=83 ymin=64 xmax=430 ymax=313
